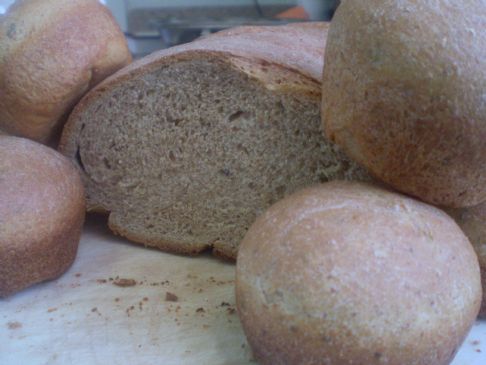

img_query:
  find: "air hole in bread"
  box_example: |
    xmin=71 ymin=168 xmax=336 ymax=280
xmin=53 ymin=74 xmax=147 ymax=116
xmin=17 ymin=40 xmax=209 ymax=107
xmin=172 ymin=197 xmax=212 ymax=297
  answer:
xmin=75 ymin=147 xmax=86 ymax=173
xmin=103 ymin=157 xmax=111 ymax=169
xmin=228 ymin=110 xmax=247 ymax=122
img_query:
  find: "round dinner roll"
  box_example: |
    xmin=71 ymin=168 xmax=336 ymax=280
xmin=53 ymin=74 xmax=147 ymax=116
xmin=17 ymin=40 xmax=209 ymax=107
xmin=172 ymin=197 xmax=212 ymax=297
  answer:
xmin=236 ymin=182 xmax=481 ymax=365
xmin=0 ymin=136 xmax=85 ymax=297
xmin=0 ymin=0 xmax=132 ymax=144
xmin=321 ymin=0 xmax=486 ymax=208
xmin=448 ymin=203 xmax=486 ymax=318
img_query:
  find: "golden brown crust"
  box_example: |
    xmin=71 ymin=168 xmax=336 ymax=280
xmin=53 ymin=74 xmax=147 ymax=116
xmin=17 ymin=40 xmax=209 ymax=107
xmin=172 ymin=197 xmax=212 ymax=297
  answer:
xmin=481 ymin=266 xmax=486 ymax=318
xmin=448 ymin=202 xmax=486 ymax=317
xmin=236 ymin=182 xmax=481 ymax=365
xmin=0 ymin=0 xmax=131 ymax=144
xmin=322 ymin=0 xmax=486 ymax=208
xmin=107 ymin=214 xmax=209 ymax=256
xmin=212 ymin=245 xmax=238 ymax=262
xmin=0 ymin=136 xmax=85 ymax=297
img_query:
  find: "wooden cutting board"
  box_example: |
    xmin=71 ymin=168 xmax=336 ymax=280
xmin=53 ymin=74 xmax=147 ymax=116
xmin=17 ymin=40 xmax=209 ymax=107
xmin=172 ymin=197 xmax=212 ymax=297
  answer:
xmin=2 ymin=216 xmax=486 ymax=365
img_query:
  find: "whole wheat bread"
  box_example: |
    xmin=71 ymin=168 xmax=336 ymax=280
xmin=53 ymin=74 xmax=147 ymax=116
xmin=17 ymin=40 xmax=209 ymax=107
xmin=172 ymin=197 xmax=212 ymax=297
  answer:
xmin=60 ymin=22 xmax=369 ymax=259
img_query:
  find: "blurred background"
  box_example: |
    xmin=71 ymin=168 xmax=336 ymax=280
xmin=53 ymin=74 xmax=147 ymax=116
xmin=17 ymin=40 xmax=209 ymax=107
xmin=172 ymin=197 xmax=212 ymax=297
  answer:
xmin=0 ymin=0 xmax=340 ymax=58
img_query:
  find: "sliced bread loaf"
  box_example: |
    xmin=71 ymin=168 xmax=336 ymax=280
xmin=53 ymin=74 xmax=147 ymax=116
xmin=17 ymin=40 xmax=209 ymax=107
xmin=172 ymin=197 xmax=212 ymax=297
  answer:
xmin=59 ymin=22 xmax=370 ymax=259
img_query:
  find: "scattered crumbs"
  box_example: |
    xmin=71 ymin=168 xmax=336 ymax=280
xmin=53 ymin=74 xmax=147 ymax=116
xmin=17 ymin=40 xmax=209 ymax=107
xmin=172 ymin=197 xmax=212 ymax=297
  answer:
xmin=227 ymin=308 xmax=236 ymax=315
xmin=113 ymin=278 xmax=137 ymax=287
xmin=75 ymin=273 xmax=82 ymax=278
xmin=202 ymin=324 xmax=210 ymax=329
xmin=196 ymin=307 xmax=205 ymax=313
xmin=126 ymin=305 xmax=135 ymax=317
xmin=150 ymin=280 xmax=169 ymax=286
xmin=115 ymin=298 xmax=120 ymax=302
xmin=241 ymin=343 xmax=246 ymax=349
xmin=138 ymin=344 xmax=142 ymax=348
xmin=7 ymin=321 xmax=22 ymax=330
xmin=476 ymin=349 xmax=482 ymax=353
xmin=175 ymin=306 xmax=181 ymax=313
xmin=220 ymin=302 xmax=230 ymax=307
xmin=91 ymin=307 xmax=98 ymax=313
xmin=197 ymin=288 xmax=203 ymax=293
xmin=165 ymin=292 xmax=178 ymax=302
xmin=49 ymin=318 xmax=54 ymax=322
xmin=109 ymin=277 xmax=114 ymax=281
xmin=187 ymin=274 xmax=198 ymax=279
xmin=138 ymin=281 xmax=144 ymax=285
xmin=70 ymin=283 xmax=81 ymax=288
xmin=143 ymin=297 xmax=149 ymax=302
xmin=470 ymin=340 xmax=480 ymax=346
xmin=138 ymin=301 xmax=143 ymax=311
xmin=185 ymin=350 xmax=192 ymax=354
xmin=47 ymin=307 xmax=57 ymax=313
xmin=96 ymin=279 xmax=107 ymax=284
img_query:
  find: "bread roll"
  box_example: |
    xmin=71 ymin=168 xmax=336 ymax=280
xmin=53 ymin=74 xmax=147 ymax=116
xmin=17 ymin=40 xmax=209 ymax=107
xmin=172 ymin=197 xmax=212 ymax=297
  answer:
xmin=321 ymin=0 xmax=486 ymax=208
xmin=236 ymin=182 xmax=481 ymax=365
xmin=59 ymin=23 xmax=370 ymax=260
xmin=448 ymin=203 xmax=486 ymax=317
xmin=0 ymin=0 xmax=132 ymax=144
xmin=0 ymin=136 xmax=85 ymax=297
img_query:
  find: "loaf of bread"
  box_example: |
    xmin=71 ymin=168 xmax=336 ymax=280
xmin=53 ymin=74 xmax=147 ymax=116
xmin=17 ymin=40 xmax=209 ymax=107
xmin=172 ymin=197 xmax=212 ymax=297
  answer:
xmin=321 ymin=0 xmax=486 ymax=208
xmin=448 ymin=203 xmax=486 ymax=318
xmin=59 ymin=22 xmax=370 ymax=260
xmin=0 ymin=136 xmax=85 ymax=297
xmin=236 ymin=182 xmax=481 ymax=365
xmin=0 ymin=0 xmax=132 ymax=144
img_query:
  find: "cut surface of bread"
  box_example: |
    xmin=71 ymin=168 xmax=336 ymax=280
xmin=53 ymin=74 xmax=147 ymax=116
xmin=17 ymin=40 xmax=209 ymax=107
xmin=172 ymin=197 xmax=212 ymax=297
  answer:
xmin=60 ymin=23 xmax=370 ymax=259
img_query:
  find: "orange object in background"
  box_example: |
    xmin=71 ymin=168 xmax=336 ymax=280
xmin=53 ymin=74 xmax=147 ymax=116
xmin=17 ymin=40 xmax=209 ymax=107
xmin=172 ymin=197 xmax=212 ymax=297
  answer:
xmin=275 ymin=6 xmax=309 ymax=20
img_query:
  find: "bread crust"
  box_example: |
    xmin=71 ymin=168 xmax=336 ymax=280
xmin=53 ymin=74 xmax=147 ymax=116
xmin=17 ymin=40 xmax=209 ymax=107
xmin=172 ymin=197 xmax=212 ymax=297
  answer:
xmin=0 ymin=136 xmax=85 ymax=297
xmin=59 ymin=23 xmax=353 ymax=260
xmin=322 ymin=0 xmax=486 ymax=207
xmin=107 ymin=215 xmax=210 ymax=256
xmin=448 ymin=203 xmax=486 ymax=317
xmin=0 ymin=0 xmax=131 ymax=144
xmin=236 ymin=181 xmax=481 ymax=365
